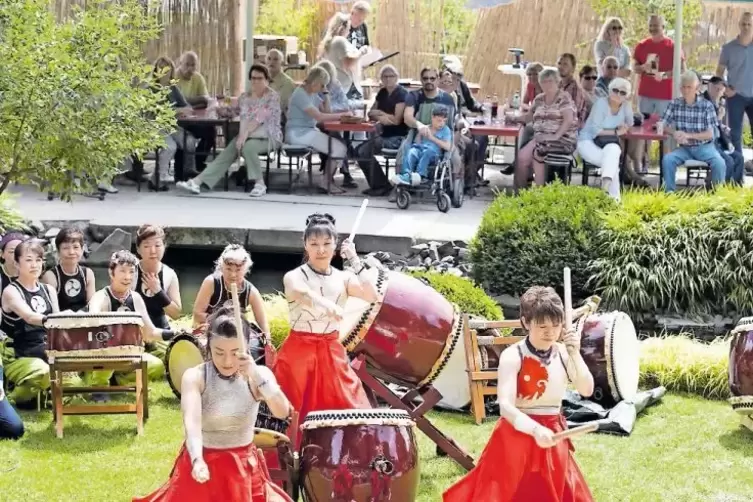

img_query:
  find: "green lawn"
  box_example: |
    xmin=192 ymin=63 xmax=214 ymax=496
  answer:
xmin=0 ymin=384 xmax=751 ymax=502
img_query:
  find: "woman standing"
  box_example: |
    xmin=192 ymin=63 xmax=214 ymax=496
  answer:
xmin=177 ymin=64 xmax=282 ymax=198
xmin=135 ymin=225 xmax=182 ymax=360
xmin=133 ymin=307 xmax=292 ymax=502
xmin=317 ymin=12 xmax=350 ymax=61
xmin=594 ymin=17 xmax=632 ymax=78
xmin=274 ymin=214 xmax=377 ymax=449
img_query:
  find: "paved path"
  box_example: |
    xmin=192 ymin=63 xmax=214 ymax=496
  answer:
xmin=10 ymin=184 xmax=489 ymax=254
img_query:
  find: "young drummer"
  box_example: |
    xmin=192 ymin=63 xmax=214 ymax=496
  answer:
xmin=41 ymin=227 xmax=95 ymax=312
xmin=443 ymin=286 xmax=595 ymax=502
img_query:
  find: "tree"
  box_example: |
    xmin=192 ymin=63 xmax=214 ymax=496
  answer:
xmin=0 ymin=0 xmax=176 ymax=199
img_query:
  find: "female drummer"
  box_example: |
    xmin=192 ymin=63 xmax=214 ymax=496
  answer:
xmin=41 ymin=227 xmax=95 ymax=312
xmin=134 ymin=225 xmax=182 ymax=360
xmin=192 ymin=244 xmax=269 ymax=337
xmin=443 ymin=286 xmax=595 ymax=502
xmin=0 ymin=232 xmax=28 ymax=337
xmin=274 ymin=213 xmax=377 ymax=446
xmin=133 ymin=306 xmax=292 ymax=502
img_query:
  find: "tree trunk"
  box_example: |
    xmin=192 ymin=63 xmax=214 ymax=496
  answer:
xmin=229 ymin=0 xmax=244 ymax=96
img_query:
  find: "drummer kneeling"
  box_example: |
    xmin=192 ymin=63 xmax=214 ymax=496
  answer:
xmin=444 ymin=286 xmax=596 ymax=502
xmin=87 ymin=250 xmax=174 ymax=386
xmin=133 ymin=306 xmax=293 ymax=502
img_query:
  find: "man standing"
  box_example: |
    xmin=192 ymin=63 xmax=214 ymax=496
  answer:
xmin=661 ymin=71 xmax=726 ymax=192
xmin=348 ymin=1 xmax=372 ymax=52
xmin=266 ymin=49 xmax=296 ymax=115
xmin=716 ymin=12 xmax=753 ymax=154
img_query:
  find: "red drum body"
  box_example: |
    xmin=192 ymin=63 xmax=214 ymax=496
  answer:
xmin=300 ymin=409 xmax=420 ymax=502
xmin=576 ymin=311 xmax=640 ymax=407
xmin=340 ymin=269 xmax=463 ymax=388
xmin=44 ymin=312 xmax=144 ymax=358
xmin=729 ymin=318 xmax=753 ymax=415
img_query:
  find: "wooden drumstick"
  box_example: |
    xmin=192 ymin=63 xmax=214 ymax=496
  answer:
xmin=563 ymin=267 xmax=573 ymax=330
xmin=230 ymin=282 xmax=249 ymax=358
xmin=552 ymin=422 xmax=599 ymax=442
xmin=349 ymin=199 xmax=369 ymax=242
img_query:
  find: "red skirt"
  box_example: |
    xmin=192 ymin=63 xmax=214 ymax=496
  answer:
xmin=133 ymin=443 xmax=292 ymax=502
xmin=273 ymin=330 xmax=370 ymax=449
xmin=443 ymin=414 xmax=594 ymax=502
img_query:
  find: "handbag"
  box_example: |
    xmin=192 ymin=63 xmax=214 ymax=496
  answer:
xmin=593 ymin=135 xmax=620 ymax=148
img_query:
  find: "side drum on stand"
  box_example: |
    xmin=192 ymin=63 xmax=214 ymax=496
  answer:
xmin=299 ymin=409 xmax=420 ymax=502
xmin=729 ymin=317 xmax=753 ymax=431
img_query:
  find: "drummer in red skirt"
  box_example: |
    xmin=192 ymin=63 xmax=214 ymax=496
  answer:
xmin=274 ymin=213 xmax=377 ymax=448
xmin=443 ymin=286 xmax=595 ymax=502
xmin=133 ymin=306 xmax=292 ymax=502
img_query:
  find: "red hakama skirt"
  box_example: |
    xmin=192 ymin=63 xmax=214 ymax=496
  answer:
xmin=443 ymin=414 xmax=594 ymax=502
xmin=273 ymin=330 xmax=370 ymax=450
xmin=133 ymin=443 xmax=291 ymax=502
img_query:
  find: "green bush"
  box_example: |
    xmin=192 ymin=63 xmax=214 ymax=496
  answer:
xmin=0 ymin=194 xmax=26 ymax=233
xmin=470 ymin=182 xmax=615 ymax=301
xmin=407 ymin=270 xmax=503 ymax=320
xmin=589 ymin=187 xmax=753 ymax=319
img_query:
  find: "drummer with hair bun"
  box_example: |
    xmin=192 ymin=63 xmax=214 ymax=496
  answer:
xmin=191 ymin=244 xmax=269 ymax=339
xmin=443 ymin=285 xmax=595 ymax=502
xmin=274 ymin=213 xmax=377 ymax=448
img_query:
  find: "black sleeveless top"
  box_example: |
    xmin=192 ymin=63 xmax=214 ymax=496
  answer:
xmin=2 ymin=282 xmax=53 ymax=360
xmin=207 ymin=276 xmax=251 ymax=314
xmin=135 ymin=264 xmax=170 ymax=330
xmin=106 ymin=287 xmax=136 ymax=312
xmin=0 ymin=265 xmax=14 ymax=293
xmin=0 ymin=266 xmax=17 ymax=336
xmin=52 ymin=264 xmax=89 ymax=312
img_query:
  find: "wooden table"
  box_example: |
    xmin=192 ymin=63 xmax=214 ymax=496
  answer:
xmin=177 ymin=109 xmax=239 ymax=188
xmin=321 ymin=120 xmax=379 ymax=194
xmin=468 ymin=122 xmax=522 ymax=195
xmin=623 ymin=122 xmax=668 ymax=185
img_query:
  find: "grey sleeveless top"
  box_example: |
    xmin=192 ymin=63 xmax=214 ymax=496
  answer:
xmin=200 ymin=362 xmax=269 ymax=449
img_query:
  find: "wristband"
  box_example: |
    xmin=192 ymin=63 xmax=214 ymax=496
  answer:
xmin=255 ymin=378 xmax=282 ymax=401
xmin=156 ymin=290 xmax=172 ymax=308
xmin=161 ymin=329 xmax=176 ymax=341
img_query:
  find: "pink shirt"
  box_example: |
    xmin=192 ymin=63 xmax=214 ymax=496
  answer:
xmin=239 ymin=88 xmax=282 ymax=143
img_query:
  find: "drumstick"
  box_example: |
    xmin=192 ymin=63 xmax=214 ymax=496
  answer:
xmin=563 ymin=267 xmax=573 ymax=330
xmin=229 ymin=283 xmax=249 ymax=358
xmin=552 ymin=422 xmax=599 ymax=442
xmin=348 ymin=199 xmax=369 ymax=242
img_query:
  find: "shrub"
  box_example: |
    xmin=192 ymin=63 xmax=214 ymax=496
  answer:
xmin=470 ymin=182 xmax=615 ymax=301
xmin=407 ymin=270 xmax=503 ymax=320
xmin=639 ymin=335 xmax=728 ymax=399
xmin=589 ymin=187 xmax=753 ymax=320
xmin=0 ymin=194 xmax=26 ymax=233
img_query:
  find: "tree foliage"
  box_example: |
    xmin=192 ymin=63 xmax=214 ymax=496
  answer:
xmin=256 ymin=0 xmax=317 ymax=51
xmin=0 ymin=0 xmax=175 ymax=199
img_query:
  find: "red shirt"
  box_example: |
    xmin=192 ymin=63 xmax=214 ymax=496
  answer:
xmin=634 ymin=36 xmax=683 ymax=100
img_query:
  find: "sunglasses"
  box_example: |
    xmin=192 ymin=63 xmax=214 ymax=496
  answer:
xmin=611 ymin=26 xmax=623 ymax=31
xmin=583 ymin=76 xmax=598 ymax=81
xmin=422 ymin=76 xmax=437 ymax=82
xmin=611 ymin=88 xmax=628 ymax=96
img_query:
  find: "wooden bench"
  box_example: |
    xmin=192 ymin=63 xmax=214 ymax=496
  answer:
xmin=49 ymin=355 xmax=148 ymax=438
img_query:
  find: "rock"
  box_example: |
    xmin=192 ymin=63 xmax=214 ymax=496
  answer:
xmin=441 ymin=255 xmax=456 ymax=264
xmin=88 ymin=225 xmax=107 ymax=243
xmin=27 ymin=219 xmax=45 ymax=236
xmin=410 ymin=243 xmax=429 ymax=255
xmin=406 ymin=256 xmax=422 ymax=267
xmin=458 ymin=263 xmax=473 ymax=275
xmin=437 ymin=241 xmax=456 ymax=258
xmin=428 ymin=242 xmax=440 ymax=262
xmin=453 ymin=240 xmax=468 ymax=249
xmin=372 ymin=251 xmax=391 ymax=263
xmin=44 ymin=227 xmax=61 ymax=240
xmin=420 ymin=249 xmax=431 ymax=259
xmin=447 ymin=268 xmax=464 ymax=277
xmin=423 ymin=257 xmax=433 ymax=267
xmin=457 ymin=248 xmax=471 ymax=261
xmin=85 ymin=228 xmax=132 ymax=266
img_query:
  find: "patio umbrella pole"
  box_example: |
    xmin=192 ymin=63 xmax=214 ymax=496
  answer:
xmin=673 ymin=0 xmax=684 ymax=99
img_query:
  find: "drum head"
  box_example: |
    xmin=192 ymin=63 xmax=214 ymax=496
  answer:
xmin=253 ymin=428 xmax=290 ymax=448
xmin=609 ymin=312 xmax=640 ymax=403
xmin=301 ymin=409 xmax=414 ymax=429
xmin=165 ymin=334 xmax=205 ymax=398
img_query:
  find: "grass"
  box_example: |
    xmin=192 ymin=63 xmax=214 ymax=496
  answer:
xmin=0 ymin=385 xmax=750 ymax=502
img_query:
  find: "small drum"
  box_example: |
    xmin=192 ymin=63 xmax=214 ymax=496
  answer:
xmin=44 ymin=312 xmax=144 ymax=358
xmin=340 ymin=268 xmax=463 ymax=388
xmin=729 ymin=317 xmax=753 ymax=415
xmin=576 ymin=311 xmax=640 ymax=407
xmin=300 ymin=409 xmax=419 ymax=502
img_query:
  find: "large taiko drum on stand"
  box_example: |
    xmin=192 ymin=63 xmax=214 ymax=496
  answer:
xmin=339 ymin=268 xmax=463 ymax=389
xmin=300 ymin=409 xmax=420 ymax=502
xmin=44 ymin=312 xmax=144 ymax=358
xmin=729 ymin=317 xmax=753 ymax=417
xmin=576 ymin=311 xmax=640 ymax=407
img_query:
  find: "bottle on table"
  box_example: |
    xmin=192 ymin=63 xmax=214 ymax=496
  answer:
xmin=483 ymin=95 xmax=492 ymax=124
xmin=511 ymin=91 xmax=521 ymax=110
xmin=223 ymin=88 xmax=232 ymax=108
xmin=491 ymin=94 xmax=499 ymax=121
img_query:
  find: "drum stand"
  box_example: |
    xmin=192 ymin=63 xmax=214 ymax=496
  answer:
xmin=351 ymin=354 xmax=476 ymax=471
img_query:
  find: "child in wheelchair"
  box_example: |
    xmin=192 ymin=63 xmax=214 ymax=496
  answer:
xmin=390 ymin=105 xmax=452 ymax=186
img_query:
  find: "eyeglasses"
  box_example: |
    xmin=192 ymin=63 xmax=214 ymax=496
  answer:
xmin=583 ymin=76 xmax=598 ymax=81
xmin=422 ymin=76 xmax=437 ymax=82
xmin=611 ymin=88 xmax=628 ymax=96
xmin=382 ymin=74 xmax=398 ymax=79
xmin=611 ymin=26 xmax=623 ymax=31
xmin=250 ymin=76 xmax=265 ymax=81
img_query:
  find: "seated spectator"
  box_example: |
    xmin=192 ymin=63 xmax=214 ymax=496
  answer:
xmin=558 ymin=53 xmax=589 ymax=125
xmin=595 ymin=56 xmax=619 ymax=98
xmin=577 ymin=78 xmax=634 ymax=201
xmin=266 ymin=49 xmax=296 ymax=114
xmin=704 ymin=76 xmax=744 ymax=184
xmin=356 ymin=64 xmax=405 ymax=195
xmin=174 ymin=51 xmax=213 ymax=175
xmin=580 ymin=65 xmax=598 ymax=105
xmin=661 ymin=71 xmax=726 ymax=192
xmin=177 ymin=64 xmax=281 ymax=197
xmin=391 ymin=105 xmax=452 ymax=186
xmin=439 ymin=70 xmax=459 ymax=108
xmin=512 ymin=68 xmax=578 ymax=190
xmin=286 ymin=66 xmax=351 ymax=194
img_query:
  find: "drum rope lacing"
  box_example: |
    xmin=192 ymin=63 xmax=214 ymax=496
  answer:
xmin=301 ymin=409 xmax=415 ymax=429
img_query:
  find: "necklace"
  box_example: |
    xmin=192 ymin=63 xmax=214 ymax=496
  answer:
xmin=306 ymin=263 xmax=332 ymax=276
xmin=525 ymin=337 xmax=553 ymax=364
xmin=108 ymin=286 xmax=130 ymax=303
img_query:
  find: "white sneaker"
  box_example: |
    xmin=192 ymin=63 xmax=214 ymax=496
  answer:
xmin=249 ymin=184 xmax=267 ymax=197
xmin=98 ymin=182 xmax=118 ymax=194
xmin=176 ymin=180 xmax=200 ymax=195
xmin=410 ymin=172 xmax=421 ymax=186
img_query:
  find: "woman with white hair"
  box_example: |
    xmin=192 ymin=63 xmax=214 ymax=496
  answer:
xmin=286 ymin=66 xmax=351 ymax=194
xmin=577 ymin=77 xmax=634 ymax=201
xmin=594 ymin=17 xmax=632 ymax=78
xmin=317 ymin=12 xmax=350 ymax=61
xmin=327 ymin=36 xmax=364 ymax=100
xmin=191 ymin=244 xmax=269 ymax=334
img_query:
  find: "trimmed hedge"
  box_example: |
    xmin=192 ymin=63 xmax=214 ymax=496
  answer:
xmin=407 ymin=270 xmax=503 ymax=320
xmin=470 ymin=182 xmax=615 ymax=300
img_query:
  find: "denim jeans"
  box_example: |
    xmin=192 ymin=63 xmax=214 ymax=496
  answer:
xmin=720 ymin=147 xmax=744 ymax=184
xmin=725 ymin=93 xmax=753 ymax=153
xmin=661 ymin=142 xmax=726 ymax=192
xmin=401 ymin=144 xmax=439 ymax=178
xmin=0 ymin=373 xmax=24 ymax=440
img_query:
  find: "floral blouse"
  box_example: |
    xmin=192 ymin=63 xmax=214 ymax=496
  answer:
xmin=238 ymin=88 xmax=282 ymax=143
xmin=531 ymin=90 xmax=578 ymax=151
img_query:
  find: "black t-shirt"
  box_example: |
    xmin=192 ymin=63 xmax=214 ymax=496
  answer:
xmin=375 ymin=86 xmax=409 ymax=138
xmin=348 ymin=24 xmax=370 ymax=50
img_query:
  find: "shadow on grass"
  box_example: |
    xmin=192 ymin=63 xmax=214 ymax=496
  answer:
xmin=718 ymin=427 xmax=753 ymax=454
xmin=154 ymin=395 xmax=180 ymax=410
xmin=20 ymin=422 xmax=137 ymax=454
